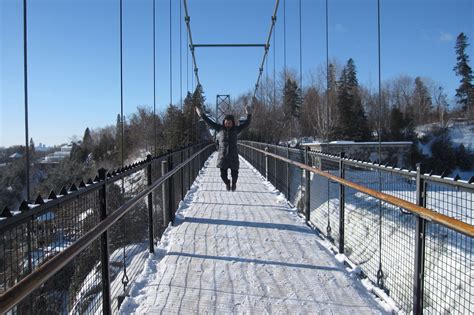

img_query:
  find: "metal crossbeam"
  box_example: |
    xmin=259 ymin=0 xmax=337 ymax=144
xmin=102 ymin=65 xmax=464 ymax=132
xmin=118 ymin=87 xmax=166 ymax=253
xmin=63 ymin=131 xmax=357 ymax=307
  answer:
xmin=184 ymin=0 xmax=280 ymax=96
xmin=193 ymin=44 xmax=266 ymax=48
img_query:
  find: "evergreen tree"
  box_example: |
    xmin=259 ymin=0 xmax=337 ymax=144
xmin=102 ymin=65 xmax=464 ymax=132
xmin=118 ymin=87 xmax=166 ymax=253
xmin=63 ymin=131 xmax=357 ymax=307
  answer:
xmin=183 ymin=91 xmax=198 ymax=143
xmin=29 ymin=138 xmax=35 ymax=154
xmin=334 ymin=58 xmax=371 ymax=141
xmin=282 ymin=78 xmax=302 ymax=138
xmin=388 ymin=107 xmax=415 ymax=141
xmin=82 ymin=127 xmax=93 ymax=148
xmin=192 ymin=84 xmax=205 ymax=108
xmin=453 ymin=32 xmax=473 ymax=113
xmin=162 ymin=105 xmax=185 ymax=149
xmin=412 ymin=77 xmax=432 ymax=125
xmin=115 ymin=114 xmax=123 ymax=162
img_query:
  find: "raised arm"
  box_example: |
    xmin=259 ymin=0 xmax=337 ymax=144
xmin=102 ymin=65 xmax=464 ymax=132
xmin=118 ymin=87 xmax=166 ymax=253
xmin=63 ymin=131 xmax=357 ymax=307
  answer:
xmin=237 ymin=105 xmax=252 ymax=133
xmin=196 ymin=106 xmax=221 ymax=130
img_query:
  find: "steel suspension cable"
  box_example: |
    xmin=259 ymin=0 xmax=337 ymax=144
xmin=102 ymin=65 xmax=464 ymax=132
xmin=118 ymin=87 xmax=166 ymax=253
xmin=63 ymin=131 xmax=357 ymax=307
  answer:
xmin=376 ymin=0 xmax=385 ymax=289
xmin=23 ymin=0 xmax=30 ymax=202
xmin=183 ymin=0 xmax=201 ymax=88
xmin=119 ymin=0 xmax=129 ymax=293
xmin=324 ymin=0 xmax=332 ymax=237
xmin=299 ymin=0 xmax=303 ymax=89
xmin=377 ymin=0 xmax=382 ymax=162
xmin=252 ymin=0 xmax=280 ymax=100
xmin=186 ymin=29 xmax=189 ymax=92
xmin=325 ymin=0 xmax=329 ymax=141
xmin=273 ymin=22 xmax=276 ymax=107
xmin=153 ymin=0 xmax=157 ymax=155
xmin=169 ymin=0 xmax=173 ymax=105
xmin=120 ymin=0 xmax=124 ymax=168
xmin=283 ymin=0 xmax=287 ymax=78
xmin=180 ymin=0 xmax=183 ymax=108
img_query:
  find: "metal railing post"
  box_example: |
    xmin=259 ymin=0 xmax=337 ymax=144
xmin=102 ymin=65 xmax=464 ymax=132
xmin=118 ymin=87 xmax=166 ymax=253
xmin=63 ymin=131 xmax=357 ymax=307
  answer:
xmin=274 ymin=147 xmax=277 ymax=188
xmin=338 ymin=152 xmax=345 ymax=254
xmin=146 ymin=155 xmax=154 ymax=253
xmin=286 ymin=146 xmax=290 ymax=199
xmin=413 ymin=164 xmax=426 ymax=314
xmin=304 ymin=147 xmax=311 ymax=223
xmin=167 ymin=150 xmax=175 ymax=223
xmin=98 ymin=168 xmax=111 ymax=315
xmin=162 ymin=160 xmax=170 ymax=227
xmin=188 ymin=147 xmax=192 ymax=190
xmin=265 ymin=147 xmax=269 ymax=180
xmin=180 ymin=150 xmax=185 ymax=201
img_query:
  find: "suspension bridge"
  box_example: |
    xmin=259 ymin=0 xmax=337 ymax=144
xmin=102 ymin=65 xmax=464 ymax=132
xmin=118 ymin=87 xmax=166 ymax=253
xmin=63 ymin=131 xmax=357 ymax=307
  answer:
xmin=1 ymin=0 xmax=473 ymax=314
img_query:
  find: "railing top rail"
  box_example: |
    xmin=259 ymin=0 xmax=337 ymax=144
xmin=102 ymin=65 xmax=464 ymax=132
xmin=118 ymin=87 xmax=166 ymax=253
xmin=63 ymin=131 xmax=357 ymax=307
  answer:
xmin=238 ymin=143 xmax=474 ymax=238
xmin=0 ymin=143 xmax=215 ymax=314
xmin=240 ymin=140 xmax=474 ymax=190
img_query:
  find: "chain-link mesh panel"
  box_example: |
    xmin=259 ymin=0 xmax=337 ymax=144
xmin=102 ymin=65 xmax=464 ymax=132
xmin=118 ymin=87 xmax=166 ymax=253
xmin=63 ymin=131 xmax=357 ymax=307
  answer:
xmin=307 ymin=153 xmax=340 ymax=245
xmin=0 ymin=189 xmax=101 ymax=295
xmin=12 ymin=237 xmax=103 ymax=314
xmin=425 ymin=181 xmax=473 ymax=225
xmin=107 ymin=166 xmax=148 ymax=312
xmin=379 ymin=202 xmax=416 ymax=313
xmin=239 ymin=141 xmax=473 ymax=314
xmin=423 ymin=224 xmax=473 ymax=313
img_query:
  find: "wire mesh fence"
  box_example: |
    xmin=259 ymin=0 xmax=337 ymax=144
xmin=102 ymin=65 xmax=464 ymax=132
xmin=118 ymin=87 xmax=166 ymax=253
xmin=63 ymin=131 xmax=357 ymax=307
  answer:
xmin=0 ymin=142 xmax=214 ymax=314
xmin=239 ymin=140 xmax=474 ymax=314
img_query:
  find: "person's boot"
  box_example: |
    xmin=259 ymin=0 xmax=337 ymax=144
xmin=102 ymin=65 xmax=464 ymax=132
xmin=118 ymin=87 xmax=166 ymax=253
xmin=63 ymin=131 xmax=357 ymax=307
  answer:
xmin=231 ymin=181 xmax=237 ymax=192
xmin=225 ymin=180 xmax=231 ymax=191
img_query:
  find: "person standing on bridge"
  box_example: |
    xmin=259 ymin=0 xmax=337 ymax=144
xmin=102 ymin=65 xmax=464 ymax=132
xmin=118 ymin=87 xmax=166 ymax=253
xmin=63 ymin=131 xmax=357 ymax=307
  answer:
xmin=195 ymin=103 xmax=252 ymax=192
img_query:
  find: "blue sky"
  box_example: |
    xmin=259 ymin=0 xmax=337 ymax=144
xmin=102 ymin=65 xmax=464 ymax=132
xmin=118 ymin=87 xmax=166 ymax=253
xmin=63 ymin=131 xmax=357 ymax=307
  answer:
xmin=1 ymin=0 xmax=473 ymax=147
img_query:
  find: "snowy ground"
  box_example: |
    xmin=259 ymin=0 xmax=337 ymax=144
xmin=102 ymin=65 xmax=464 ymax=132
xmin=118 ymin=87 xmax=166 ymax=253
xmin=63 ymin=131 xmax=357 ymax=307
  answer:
xmin=118 ymin=153 xmax=394 ymax=314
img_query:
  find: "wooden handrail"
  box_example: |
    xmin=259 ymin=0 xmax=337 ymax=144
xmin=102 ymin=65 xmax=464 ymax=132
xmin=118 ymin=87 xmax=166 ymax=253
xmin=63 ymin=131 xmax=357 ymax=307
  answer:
xmin=239 ymin=143 xmax=474 ymax=238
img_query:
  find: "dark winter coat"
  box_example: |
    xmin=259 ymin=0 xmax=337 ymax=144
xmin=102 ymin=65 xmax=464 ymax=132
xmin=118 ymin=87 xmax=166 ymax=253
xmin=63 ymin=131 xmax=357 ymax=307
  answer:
xmin=200 ymin=113 xmax=252 ymax=170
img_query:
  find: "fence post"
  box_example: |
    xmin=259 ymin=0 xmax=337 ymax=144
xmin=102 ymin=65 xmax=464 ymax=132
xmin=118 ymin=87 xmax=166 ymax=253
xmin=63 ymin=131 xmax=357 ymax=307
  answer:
xmin=274 ymin=147 xmax=277 ymax=188
xmin=265 ymin=147 xmax=269 ymax=180
xmin=167 ymin=150 xmax=175 ymax=223
xmin=304 ymin=147 xmax=311 ymax=223
xmin=286 ymin=145 xmax=290 ymax=199
xmin=180 ymin=149 xmax=185 ymax=201
xmin=413 ymin=164 xmax=426 ymax=314
xmin=98 ymin=168 xmax=111 ymax=315
xmin=186 ymin=147 xmax=193 ymax=190
xmin=338 ymin=152 xmax=346 ymax=254
xmin=146 ymin=155 xmax=154 ymax=253
xmin=162 ymin=160 xmax=170 ymax=227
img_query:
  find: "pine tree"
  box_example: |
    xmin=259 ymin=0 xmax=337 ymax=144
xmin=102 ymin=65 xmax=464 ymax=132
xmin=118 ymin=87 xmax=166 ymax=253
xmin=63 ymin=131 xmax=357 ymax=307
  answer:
xmin=115 ymin=114 xmax=124 ymax=163
xmin=29 ymin=138 xmax=35 ymax=153
xmin=162 ymin=105 xmax=185 ymax=149
xmin=192 ymin=84 xmax=205 ymax=108
xmin=334 ymin=59 xmax=371 ymax=141
xmin=183 ymin=92 xmax=197 ymax=143
xmin=388 ymin=107 xmax=415 ymax=141
xmin=453 ymin=32 xmax=473 ymax=113
xmin=282 ymin=78 xmax=302 ymax=138
xmin=412 ymin=77 xmax=432 ymax=125
xmin=82 ymin=127 xmax=93 ymax=148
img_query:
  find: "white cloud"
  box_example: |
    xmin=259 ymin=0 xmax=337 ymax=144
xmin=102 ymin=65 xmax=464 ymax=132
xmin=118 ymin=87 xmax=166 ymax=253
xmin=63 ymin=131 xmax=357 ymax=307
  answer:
xmin=439 ymin=31 xmax=454 ymax=42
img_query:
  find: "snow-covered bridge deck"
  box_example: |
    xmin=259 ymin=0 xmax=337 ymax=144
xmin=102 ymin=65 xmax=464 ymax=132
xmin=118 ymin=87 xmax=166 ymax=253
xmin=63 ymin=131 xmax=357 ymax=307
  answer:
xmin=120 ymin=153 xmax=390 ymax=314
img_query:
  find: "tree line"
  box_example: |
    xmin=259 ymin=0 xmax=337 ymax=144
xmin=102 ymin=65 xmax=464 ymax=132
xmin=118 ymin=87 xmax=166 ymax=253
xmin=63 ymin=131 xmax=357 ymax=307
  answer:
xmin=243 ymin=32 xmax=472 ymax=144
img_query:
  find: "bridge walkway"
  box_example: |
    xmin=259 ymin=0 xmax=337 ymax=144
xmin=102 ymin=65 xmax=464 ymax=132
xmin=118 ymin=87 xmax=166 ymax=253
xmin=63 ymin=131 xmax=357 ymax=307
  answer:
xmin=120 ymin=153 xmax=390 ymax=314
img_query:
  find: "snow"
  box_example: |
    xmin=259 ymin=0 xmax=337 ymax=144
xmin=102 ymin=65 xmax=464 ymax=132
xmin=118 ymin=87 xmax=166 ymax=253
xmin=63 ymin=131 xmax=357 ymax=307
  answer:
xmin=78 ymin=208 xmax=95 ymax=222
xmin=118 ymin=153 xmax=394 ymax=314
xmin=416 ymin=120 xmax=474 ymax=150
